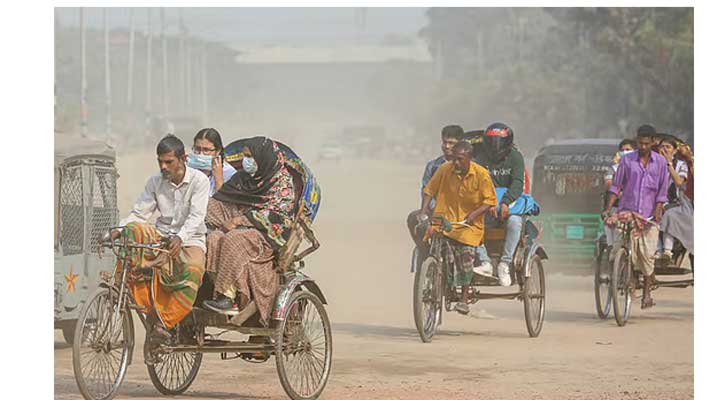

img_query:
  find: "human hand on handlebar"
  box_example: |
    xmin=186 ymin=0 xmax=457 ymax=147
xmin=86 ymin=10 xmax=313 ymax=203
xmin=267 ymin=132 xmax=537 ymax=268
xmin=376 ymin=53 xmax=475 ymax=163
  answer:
xmin=168 ymin=235 xmax=182 ymax=258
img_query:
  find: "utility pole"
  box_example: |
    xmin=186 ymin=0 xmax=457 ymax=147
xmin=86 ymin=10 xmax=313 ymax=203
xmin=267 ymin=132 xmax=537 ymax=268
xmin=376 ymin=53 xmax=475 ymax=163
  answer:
xmin=80 ymin=7 xmax=88 ymax=137
xmin=104 ymin=8 xmax=112 ymax=138
xmin=161 ymin=7 xmax=169 ymax=127
xmin=201 ymin=43 xmax=208 ymax=126
xmin=178 ymin=9 xmax=187 ymax=114
xmin=145 ymin=8 xmax=153 ymax=138
xmin=126 ymin=9 xmax=136 ymax=105
xmin=476 ymin=30 xmax=484 ymax=78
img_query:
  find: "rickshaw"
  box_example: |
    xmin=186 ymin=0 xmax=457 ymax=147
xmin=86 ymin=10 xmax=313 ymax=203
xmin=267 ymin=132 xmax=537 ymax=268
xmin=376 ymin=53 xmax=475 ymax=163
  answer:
xmin=71 ymin=141 xmax=332 ymax=400
xmin=412 ymin=130 xmax=548 ymax=342
xmin=413 ymin=213 xmax=547 ymax=342
xmin=604 ymin=213 xmax=694 ymax=326
xmin=55 ymin=135 xmax=119 ymax=344
xmin=595 ymin=133 xmax=694 ymax=323
xmin=531 ymin=139 xmax=620 ymax=269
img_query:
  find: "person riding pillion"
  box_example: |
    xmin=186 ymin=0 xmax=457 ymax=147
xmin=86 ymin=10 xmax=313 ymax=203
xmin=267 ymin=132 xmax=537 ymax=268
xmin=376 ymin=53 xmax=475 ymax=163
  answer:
xmin=418 ymin=141 xmax=498 ymax=315
xmin=406 ymin=125 xmax=464 ymax=245
xmin=471 ymin=122 xmax=525 ymax=287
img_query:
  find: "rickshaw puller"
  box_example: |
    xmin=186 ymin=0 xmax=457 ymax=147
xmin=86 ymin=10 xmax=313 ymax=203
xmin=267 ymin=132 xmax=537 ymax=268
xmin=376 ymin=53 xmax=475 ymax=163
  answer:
xmin=602 ymin=125 xmax=669 ymax=309
xmin=109 ymin=134 xmax=209 ymax=340
xmin=418 ymin=141 xmax=497 ymax=315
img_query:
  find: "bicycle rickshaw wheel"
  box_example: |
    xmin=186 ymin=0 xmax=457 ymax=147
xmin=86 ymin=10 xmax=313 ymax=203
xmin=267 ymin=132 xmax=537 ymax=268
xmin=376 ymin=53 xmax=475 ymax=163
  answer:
xmin=72 ymin=287 xmax=132 ymax=400
xmin=523 ymin=254 xmax=546 ymax=337
xmin=594 ymin=247 xmax=613 ymax=319
xmin=413 ymin=256 xmax=441 ymax=343
xmin=147 ymin=349 xmax=203 ymax=395
xmin=276 ymin=290 xmax=332 ymax=400
xmin=611 ymin=248 xmax=632 ymax=327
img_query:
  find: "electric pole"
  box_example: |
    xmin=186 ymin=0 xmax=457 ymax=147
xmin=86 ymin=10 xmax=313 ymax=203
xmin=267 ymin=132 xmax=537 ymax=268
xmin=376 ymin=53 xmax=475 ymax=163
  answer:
xmin=126 ymin=9 xmax=136 ymax=105
xmin=80 ymin=7 xmax=88 ymax=137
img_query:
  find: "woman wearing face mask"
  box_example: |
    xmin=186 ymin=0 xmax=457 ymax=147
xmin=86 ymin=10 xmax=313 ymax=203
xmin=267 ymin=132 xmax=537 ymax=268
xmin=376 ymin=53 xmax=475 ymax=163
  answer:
xmin=602 ymin=139 xmax=637 ymax=249
xmin=202 ymin=137 xmax=296 ymax=326
xmin=188 ymin=128 xmax=237 ymax=196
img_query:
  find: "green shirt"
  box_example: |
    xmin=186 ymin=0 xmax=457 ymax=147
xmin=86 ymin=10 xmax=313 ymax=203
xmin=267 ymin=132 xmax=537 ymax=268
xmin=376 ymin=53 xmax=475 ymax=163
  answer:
xmin=474 ymin=147 xmax=525 ymax=205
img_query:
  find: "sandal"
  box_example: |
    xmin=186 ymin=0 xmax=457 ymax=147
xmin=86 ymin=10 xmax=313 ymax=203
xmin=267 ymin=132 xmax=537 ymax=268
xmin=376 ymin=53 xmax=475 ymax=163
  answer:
xmin=641 ymin=297 xmax=656 ymax=309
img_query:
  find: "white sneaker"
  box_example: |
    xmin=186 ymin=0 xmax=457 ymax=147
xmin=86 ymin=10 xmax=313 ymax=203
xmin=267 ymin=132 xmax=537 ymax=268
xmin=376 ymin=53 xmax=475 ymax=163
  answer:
xmin=472 ymin=261 xmax=494 ymax=277
xmin=497 ymin=262 xmax=512 ymax=286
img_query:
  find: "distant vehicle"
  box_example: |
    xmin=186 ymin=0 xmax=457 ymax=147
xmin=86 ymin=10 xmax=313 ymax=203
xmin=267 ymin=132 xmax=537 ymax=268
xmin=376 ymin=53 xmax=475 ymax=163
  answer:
xmin=531 ymin=138 xmax=620 ymax=269
xmin=54 ymin=136 xmax=119 ymax=344
xmin=339 ymin=125 xmax=386 ymax=159
xmin=317 ymin=141 xmax=343 ymax=162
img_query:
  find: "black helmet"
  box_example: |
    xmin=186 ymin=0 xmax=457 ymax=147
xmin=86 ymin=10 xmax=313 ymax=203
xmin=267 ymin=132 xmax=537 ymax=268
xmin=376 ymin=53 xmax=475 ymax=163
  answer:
xmin=483 ymin=122 xmax=514 ymax=161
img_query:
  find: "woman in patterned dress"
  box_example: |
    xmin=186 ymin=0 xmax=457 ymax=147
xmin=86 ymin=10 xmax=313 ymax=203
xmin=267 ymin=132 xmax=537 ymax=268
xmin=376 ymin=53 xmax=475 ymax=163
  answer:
xmin=202 ymin=137 xmax=295 ymax=326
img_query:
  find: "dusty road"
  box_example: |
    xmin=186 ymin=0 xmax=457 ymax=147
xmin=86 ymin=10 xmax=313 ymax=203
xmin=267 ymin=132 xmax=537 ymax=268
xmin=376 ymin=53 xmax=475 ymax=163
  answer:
xmin=54 ymin=155 xmax=693 ymax=400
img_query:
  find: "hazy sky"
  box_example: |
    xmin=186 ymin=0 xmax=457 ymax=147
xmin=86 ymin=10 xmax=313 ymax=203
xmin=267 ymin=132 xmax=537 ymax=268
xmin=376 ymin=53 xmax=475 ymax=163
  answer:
xmin=54 ymin=7 xmax=428 ymax=45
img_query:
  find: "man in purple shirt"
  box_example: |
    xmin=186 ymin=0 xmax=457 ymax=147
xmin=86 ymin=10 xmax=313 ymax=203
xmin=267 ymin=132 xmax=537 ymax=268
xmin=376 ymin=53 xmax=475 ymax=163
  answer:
xmin=602 ymin=124 xmax=669 ymax=308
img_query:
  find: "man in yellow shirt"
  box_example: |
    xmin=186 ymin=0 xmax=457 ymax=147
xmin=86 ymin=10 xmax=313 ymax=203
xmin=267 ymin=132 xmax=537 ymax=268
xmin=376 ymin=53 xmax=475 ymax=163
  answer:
xmin=419 ymin=141 xmax=498 ymax=314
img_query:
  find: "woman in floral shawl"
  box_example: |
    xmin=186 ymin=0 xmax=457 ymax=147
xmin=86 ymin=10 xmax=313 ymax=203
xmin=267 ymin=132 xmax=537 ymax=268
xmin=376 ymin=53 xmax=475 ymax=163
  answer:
xmin=202 ymin=136 xmax=295 ymax=326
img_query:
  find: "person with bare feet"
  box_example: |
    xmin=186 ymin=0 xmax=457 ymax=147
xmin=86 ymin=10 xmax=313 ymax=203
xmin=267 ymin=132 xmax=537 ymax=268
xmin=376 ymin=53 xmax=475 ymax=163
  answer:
xmin=602 ymin=125 xmax=669 ymax=309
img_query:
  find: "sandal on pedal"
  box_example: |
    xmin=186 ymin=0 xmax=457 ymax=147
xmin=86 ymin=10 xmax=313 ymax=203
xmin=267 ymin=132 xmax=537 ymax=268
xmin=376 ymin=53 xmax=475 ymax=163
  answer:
xmin=641 ymin=297 xmax=656 ymax=309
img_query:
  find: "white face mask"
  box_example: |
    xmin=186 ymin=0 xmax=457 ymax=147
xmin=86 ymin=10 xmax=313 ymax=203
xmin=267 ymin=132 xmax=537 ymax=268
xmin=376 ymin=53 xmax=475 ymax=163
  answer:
xmin=619 ymin=149 xmax=635 ymax=157
xmin=242 ymin=156 xmax=258 ymax=175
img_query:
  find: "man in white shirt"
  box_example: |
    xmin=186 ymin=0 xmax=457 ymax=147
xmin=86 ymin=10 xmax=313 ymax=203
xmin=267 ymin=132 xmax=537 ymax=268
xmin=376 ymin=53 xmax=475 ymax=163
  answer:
xmin=111 ymin=134 xmax=209 ymax=339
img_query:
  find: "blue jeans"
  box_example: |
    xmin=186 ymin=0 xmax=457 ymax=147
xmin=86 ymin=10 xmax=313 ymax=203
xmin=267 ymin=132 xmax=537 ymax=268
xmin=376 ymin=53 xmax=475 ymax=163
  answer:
xmin=476 ymin=215 xmax=523 ymax=265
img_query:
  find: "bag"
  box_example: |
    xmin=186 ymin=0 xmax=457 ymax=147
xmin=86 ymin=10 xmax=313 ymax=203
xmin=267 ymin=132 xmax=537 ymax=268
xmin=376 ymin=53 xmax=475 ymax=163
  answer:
xmin=495 ymin=187 xmax=541 ymax=216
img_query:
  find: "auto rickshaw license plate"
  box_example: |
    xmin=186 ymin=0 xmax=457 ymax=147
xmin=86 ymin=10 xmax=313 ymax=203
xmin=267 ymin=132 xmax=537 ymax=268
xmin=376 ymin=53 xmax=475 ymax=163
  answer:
xmin=566 ymin=225 xmax=584 ymax=240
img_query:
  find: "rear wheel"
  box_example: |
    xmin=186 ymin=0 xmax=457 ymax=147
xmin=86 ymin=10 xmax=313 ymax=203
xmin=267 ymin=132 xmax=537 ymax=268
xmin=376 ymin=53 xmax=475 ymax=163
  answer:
xmin=611 ymin=248 xmax=633 ymax=326
xmin=147 ymin=350 xmax=203 ymax=395
xmin=72 ymin=288 xmax=132 ymax=400
xmin=413 ymin=257 xmax=442 ymax=343
xmin=523 ymin=255 xmax=546 ymax=337
xmin=276 ymin=290 xmax=332 ymax=400
xmin=594 ymin=247 xmax=613 ymax=319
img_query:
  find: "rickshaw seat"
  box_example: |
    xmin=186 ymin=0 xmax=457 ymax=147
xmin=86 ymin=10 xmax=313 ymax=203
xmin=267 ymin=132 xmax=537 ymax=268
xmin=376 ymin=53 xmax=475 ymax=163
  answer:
xmin=485 ymin=227 xmax=506 ymax=242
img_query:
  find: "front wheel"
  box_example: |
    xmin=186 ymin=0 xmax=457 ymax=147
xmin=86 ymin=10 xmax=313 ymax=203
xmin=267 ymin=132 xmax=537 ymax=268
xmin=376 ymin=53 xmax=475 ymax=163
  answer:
xmin=594 ymin=247 xmax=613 ymax=319
xmin=611 ymin=248 xmax=633 ymax=327
xmin=523 ymin=255 xmax=546 ymax=337
xmin=413 ymin=257 xmax=442 ymax=343
xmin=72 ymin=287 xmax=132 ymax=400
xmin=276 ymin=290 xmax=333 ymax=400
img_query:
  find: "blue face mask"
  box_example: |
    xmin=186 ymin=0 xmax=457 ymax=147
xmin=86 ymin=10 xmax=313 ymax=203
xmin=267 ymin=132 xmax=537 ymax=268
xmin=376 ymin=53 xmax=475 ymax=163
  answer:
xmin=187 ymin=153 xmax=213 ymax=171
xmin=242 ymin=156 xmax=258 ymax=176
xmin=619 ymin=149 xmax=635 ymax=158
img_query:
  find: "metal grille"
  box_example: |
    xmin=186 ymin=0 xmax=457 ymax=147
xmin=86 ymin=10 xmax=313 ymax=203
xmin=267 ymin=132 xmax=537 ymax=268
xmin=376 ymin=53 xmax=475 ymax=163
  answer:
xmin=88 ymin=166 xmax=119 ymax=250
xmin=60 ymin=165 xmax=84 ymax=255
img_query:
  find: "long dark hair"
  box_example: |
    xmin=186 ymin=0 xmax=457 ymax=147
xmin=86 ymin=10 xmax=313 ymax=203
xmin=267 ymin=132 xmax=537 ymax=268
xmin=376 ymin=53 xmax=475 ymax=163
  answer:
xmin=194 ymin=128 xmax=224 ymax=159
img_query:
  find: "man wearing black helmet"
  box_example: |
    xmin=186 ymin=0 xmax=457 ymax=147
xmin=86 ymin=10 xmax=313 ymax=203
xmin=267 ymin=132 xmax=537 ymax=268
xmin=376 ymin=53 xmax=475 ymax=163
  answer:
xmin=471 ymin=122 xmax=525 ymax=286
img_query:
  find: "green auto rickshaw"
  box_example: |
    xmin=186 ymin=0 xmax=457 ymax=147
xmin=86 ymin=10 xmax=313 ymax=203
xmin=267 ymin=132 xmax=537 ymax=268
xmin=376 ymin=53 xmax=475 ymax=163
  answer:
xmin=531 ymin=138 xmax=620 ymax=270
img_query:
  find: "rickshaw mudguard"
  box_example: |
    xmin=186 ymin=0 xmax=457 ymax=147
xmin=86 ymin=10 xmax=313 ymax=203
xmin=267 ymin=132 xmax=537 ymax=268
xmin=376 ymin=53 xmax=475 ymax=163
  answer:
xmin=523 ymin=243 xmax=548 ymax=277
xmin=96 ymin=282 xmax=136 ymax=365
xmin=272 ymin=273 xmax=327 ymax=321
